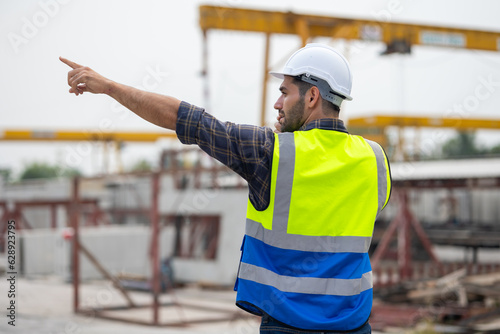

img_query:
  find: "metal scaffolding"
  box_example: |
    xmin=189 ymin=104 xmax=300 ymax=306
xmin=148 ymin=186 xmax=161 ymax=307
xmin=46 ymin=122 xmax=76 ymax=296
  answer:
xmin=65 ymin=149 xmax=246 ymax=326
xmin=371 ymin=159 xmax=500 ymax=285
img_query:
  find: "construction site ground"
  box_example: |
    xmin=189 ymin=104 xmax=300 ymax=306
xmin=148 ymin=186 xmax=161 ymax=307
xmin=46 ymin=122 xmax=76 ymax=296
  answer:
xmin=2 ymin=272 xmax=500 ymax=333
xmin=0 ymin=276 xmax=393 ymax=334
xmin=0 ymin=276 xmax=261 ymax=334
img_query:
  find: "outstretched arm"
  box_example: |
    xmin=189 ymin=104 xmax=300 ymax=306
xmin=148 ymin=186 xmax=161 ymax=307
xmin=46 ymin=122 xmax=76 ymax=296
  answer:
xmin=60 ymin=57 xmax=181 ymax=130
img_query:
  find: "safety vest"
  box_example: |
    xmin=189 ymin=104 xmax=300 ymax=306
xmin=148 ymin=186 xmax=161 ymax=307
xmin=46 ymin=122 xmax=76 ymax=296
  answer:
xmin=235 ymin=128 xmax=391 ymax=331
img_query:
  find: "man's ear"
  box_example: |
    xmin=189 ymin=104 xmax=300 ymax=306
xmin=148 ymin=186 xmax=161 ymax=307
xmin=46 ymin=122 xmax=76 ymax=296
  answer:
xmin=306 ymin=86 xmax=321 ymax=108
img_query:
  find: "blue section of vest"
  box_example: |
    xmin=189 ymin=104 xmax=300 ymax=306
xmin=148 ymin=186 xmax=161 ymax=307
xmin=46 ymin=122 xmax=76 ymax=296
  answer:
xmin=236 ymin=278 xmax=372 ymax=331
xmin=242 ymin=235 xmax=370 ymax=279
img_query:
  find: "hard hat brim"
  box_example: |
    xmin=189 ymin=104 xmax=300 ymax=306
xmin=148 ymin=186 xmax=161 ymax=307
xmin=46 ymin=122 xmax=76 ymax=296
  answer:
xmin=269 ymin=71 xmax=353 ymax=101
xmin=269 ymin=71 xmax=285 ymax=80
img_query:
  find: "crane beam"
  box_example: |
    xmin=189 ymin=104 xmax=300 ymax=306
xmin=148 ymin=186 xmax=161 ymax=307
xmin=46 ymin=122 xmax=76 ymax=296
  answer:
xmin=348 ymin=115 xmax=500 ymax=130
xmin=0 ymin=129 xmax=177 ymax=142
xmin=200 ymin=5 xmax=500 ymax=53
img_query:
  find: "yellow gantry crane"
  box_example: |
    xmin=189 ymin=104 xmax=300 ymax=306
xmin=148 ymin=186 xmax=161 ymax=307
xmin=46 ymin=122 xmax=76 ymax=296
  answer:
xmin=2 ymin=6 xmax=500 ymax=163
xmin=199 ymin=5 xmax=500 ymax=52
xmin=199 ymin=5 xmax=500 ymax=159
xmin=0 ymin=130 xmax=177 ymax=173
xmin=0 ymin=129 xmax=176 ymax=142
xmin=348 ymin=115 xmax=500 ymax=158
xmin=199 ymin=5 xmax=500 ymax=127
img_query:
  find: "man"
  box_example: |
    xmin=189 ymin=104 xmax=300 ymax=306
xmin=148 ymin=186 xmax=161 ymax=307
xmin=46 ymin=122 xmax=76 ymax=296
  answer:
xmin=61 ymin=43 xmax=391 ymax=333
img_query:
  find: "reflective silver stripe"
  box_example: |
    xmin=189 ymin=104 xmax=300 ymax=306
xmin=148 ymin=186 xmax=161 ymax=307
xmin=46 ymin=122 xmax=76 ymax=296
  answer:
xmin=365 ymin=140 xmax=389 ymax=216
xmin=272 ymin=133 xmax=295 ymax=233
xmin=246 ymin=218 xmax=371 ymax=253
xmin=239 ymin=262 xmax=373 ymax=296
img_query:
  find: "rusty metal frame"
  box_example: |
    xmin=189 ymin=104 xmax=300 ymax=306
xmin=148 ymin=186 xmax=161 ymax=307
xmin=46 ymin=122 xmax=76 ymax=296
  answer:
xmin=170 ymin=214 xmax=220 ymax=260
xmin=372 ymin=172 xmax=500 ymax=284
xmin=160 ymin=147 xmax=246 ymax=190
xmin=69 ymin=174 xmax=248 ymax=326
xmin=372 ymin=188 xmax=444 ymax=280
xmin=0 ymin=198 xmax=110 ymax=252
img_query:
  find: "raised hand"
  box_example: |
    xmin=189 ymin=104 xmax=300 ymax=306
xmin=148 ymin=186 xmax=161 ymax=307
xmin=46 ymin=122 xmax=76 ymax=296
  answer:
xmin=60 ymin=57 xmax=112 ymax=96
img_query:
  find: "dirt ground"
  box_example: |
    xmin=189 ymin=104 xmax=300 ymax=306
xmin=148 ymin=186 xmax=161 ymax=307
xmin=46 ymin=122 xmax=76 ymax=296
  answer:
xmin=0 ymin=275 xmax=393 ymax=334
xmin=0 ymin=276 xmax=261 ymax=334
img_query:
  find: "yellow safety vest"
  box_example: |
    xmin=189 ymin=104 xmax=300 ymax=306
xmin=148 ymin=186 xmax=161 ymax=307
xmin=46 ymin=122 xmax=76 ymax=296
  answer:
xmin=235 ymin=128 xmax=391 ymax=331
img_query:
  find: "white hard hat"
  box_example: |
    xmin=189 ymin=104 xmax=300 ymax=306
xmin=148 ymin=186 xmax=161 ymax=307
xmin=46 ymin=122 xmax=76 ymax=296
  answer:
xmin=269 ymin=43 xmax=353 ymax=107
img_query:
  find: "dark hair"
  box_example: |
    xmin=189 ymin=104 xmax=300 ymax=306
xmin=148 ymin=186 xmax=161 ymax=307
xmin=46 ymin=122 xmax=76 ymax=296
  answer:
xmin=291 ymin=76 xmax=340 ymax=116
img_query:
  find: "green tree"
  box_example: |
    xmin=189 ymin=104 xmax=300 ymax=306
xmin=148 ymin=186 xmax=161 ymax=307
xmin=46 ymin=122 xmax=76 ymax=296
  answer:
xmin=0 ymin=168 xmax=12 ymax=183
xmin=19 ymin=162 xmax=81 ymax=180
xmin=440 ymin=131 xmax=487 ymax=159
xmin=490 ymin=143 xmax=500 ymax=155
xmin=59 ymin=167 xmax=82 ymax=178
xmin=129 ymin=159 xmax=153 ymax=172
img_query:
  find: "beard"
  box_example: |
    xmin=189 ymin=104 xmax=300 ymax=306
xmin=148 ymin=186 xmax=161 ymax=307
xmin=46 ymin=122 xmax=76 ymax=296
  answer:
xmin=281 ymin=98 xmax=305 ymax=133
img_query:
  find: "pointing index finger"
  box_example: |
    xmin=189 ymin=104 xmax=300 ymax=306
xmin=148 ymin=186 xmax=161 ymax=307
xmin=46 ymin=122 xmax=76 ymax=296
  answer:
xmin=59 ymin=56 xmax=82 ymax=69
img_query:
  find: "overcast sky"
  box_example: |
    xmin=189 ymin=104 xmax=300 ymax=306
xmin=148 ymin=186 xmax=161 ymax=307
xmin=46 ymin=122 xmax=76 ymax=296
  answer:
xmin=1 ymin=0 xmax=500 ymax=177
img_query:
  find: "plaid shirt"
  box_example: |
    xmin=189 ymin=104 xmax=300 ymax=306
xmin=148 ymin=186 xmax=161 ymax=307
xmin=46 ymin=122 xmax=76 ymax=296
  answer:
xmin=176 ymin=101 xmax=348 ymax=211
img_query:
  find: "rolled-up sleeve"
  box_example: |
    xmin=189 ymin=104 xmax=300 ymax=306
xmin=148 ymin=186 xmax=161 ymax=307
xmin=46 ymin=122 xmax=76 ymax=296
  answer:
xmin=176 ymin=101 xmax=274 ymax=210
xmin=176 ymin=101 xmax=204 ymax=145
